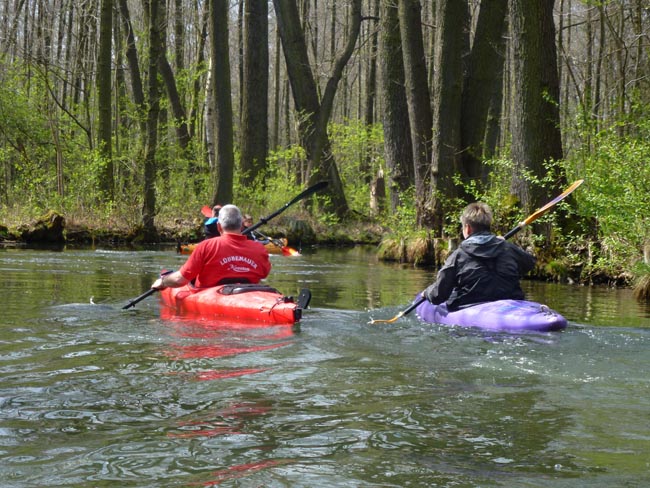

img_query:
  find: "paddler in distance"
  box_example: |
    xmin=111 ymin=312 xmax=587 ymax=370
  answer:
xmin=203 ymin=204 xmax=222 ymax=238
xmin=423 ymin=202 xmax=536 ymax=310
xmin=152 ymin=204 xmax=271 ymax=290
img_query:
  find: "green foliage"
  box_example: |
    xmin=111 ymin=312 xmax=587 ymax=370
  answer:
xmin=383 ymin=187 xmax=428 ymax=240
xmin=329 ymin=120 xmax=384 ymax=217
xmin=0 ymin=67 xmax=53 ymax=210
xmin=452 ymin=159 xmax=547 ymax=234
xmin=573 ymin=108 xmax=650 ymax=270
xmin=237 ymin=146 xmax=305 ymax=215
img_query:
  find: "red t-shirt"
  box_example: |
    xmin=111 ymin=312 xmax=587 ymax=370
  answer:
xmin=179 ymin=233 xmax=271 ymax=288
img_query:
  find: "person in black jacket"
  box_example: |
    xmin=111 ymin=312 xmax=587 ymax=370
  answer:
xmin=423 ymin=202 xmax=536 ymax=310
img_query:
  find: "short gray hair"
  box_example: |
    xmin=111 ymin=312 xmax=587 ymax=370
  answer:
xmin=460 ymin=202 xmax=493 ymax=232
xmin=218 ymin=204 xmax=243 ymax=232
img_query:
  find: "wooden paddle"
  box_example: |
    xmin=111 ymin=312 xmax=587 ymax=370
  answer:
xmin=369 ymin=179 xmax=584 ymax=324
xmin=122 ymin=181 xmax=328 ymax=309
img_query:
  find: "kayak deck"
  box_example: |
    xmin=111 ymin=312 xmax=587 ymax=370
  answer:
xmin=415 ymin=297 xmax=567 ymax=332
xmin=160 ymin=283 xmax=310 ymax=325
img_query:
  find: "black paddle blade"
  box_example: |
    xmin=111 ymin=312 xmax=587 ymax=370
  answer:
xmin=297 ymin=288 xmax=312 ymax=309
xmin=286 ymin=180 xmax=328 ymax=207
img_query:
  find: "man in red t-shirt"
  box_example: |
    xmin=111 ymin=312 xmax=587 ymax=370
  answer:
xmin=152 ymin=205 xmax=271 ymax=290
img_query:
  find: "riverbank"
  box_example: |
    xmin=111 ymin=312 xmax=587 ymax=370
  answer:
xmin=1 ymin=210 xmax=645 ymax=294
xmin=0 ymin=210 xmax=385 ymax=249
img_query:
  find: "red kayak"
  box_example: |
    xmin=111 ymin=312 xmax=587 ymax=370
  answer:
xmin=160 ymin=283 xmax=311 ymax=324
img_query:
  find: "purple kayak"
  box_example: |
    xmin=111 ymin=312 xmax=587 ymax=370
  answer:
xmin=415 ymin=297 xmax=567 ymax=333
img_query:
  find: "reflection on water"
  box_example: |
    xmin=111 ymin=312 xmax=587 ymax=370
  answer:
xmin=523 ymin=280 xmax=650 ymax=327
xmin=0 ymin=246 xmax=648 ymax=487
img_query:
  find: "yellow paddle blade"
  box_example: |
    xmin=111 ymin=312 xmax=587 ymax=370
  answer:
xmin=368 ymin=313 xmax=403 ymax=325
xmin=522 ymin=179 xmax=584 ymax=226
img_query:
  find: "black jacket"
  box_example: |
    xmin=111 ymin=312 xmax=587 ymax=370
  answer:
xmin=424 ymin=231 xmax=536 ymax=310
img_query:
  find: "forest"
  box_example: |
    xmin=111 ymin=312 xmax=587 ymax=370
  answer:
xmin=0 ymin=0 xmax=649 ymax=294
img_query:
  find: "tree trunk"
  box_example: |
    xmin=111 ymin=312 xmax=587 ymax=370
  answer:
xmin=174 ymin=0 xmax=184 ymax=72
xmin=240 ymin=0 xmax=269 ymax=186
xmin=97 ymin=0 xmax=114 ymax=200
xmin=159 ymin=55 xmax=191 ymax=150
xmin=461 ymin=0 xmax=508 ymax=183
xmin=156 ymin=1 xmax=190 ymax=151
xmin=509 ymin=0 xmax=564 ymax=212
xmin=273 ymin=0 xmax=358 ymax=217
xmin=360 ymin=0 xmax=379 ymax=185
xmin=398 ymin=0 xmax=432 ymax=227
xmin=237 ymin=0 xmax=244 ymax=121
xmin=428 ymin=0 xmax=470 ymax=234
xmin=188 ymin=2 xmax=209 ymax=142
xmin=142 ymin=0 xmax=163 ymax=239
xmin=116 ymin=0 xmax=146 ymax=136
xmin=209 ymin=0 xmax=235 ymax=206
xmin=378 ymin=0 xmax=413 ymax=212
xmin=271 ymin=24 xmax=281 ymax=150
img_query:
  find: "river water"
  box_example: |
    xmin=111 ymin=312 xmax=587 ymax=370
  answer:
xmin=1 ymin=245 xmax=649 ymax=487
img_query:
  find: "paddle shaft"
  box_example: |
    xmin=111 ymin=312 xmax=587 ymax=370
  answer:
xmin=122 ymin=270 xmax=173 ymax=309
xmin=243 ymin=181 xmax=328 ymax=235
xmin=370 ymin=179 xmax=584 ymax=324
xmin=249 ymin=228 xmax=287 ymax=248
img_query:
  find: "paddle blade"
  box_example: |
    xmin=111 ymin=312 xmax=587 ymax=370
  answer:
xmin=281 ymin=246 xmax=301 ymax=257
xmin=523 ymin=179 xmax=584 ymax=226
xmin=201 ymin=205 xmax=213 ymax=218
xmin=297 ymin=289 xmax=312 ymax=309
xmin=368 ymin=296 xmax=426 ymax=324
xmin=503 ymin=179 xmax=584 ymax=240
xmin=286 ymin=180 xmax=328 ymax=207
xmin=368 ymin=313 xmax=403 ymax=325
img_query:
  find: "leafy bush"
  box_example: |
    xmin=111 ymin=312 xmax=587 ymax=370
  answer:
xmin=574 ymin=110 xmax=650 ymax=271
xmin=329 ymin=120 xmax=384 ymax=217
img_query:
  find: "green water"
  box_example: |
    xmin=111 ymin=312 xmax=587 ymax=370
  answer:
xmin=0 ymin=246 xmax=648 ymax=487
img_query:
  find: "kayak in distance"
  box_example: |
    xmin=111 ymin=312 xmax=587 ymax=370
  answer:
xmin=159 ymin=283 xmax=311 ymax=325
xmin=177 ymin=238 xmax=300 ymax=257
xmin=415 ymin=296 xmax=568 ymax=333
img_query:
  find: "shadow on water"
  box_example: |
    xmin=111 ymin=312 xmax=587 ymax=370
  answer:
xmin=0 ymin=247 xmax=648 ymax=487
